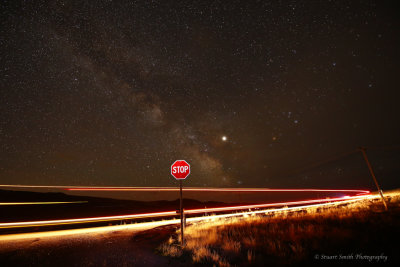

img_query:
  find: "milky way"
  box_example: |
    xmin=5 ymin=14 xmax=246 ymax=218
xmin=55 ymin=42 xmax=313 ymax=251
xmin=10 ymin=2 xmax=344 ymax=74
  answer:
xmin=0 ymin=1 xmax=399 ymax=189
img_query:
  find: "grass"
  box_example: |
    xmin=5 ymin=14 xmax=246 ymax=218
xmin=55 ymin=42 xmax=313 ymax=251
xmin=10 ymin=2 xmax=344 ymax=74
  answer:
xmin=158 ymin=191 xmax=400 ymax=266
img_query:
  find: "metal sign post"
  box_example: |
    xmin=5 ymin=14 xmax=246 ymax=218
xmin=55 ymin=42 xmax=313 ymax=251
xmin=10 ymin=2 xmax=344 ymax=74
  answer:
xmin=179 ymin=180 xmax=184 ymax=245
xmin=171 ymin=160 xmax=190 ymax=246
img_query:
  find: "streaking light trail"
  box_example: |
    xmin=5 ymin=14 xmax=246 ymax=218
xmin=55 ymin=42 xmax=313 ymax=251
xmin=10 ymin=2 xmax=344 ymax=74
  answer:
xmin=0 ymin=194 xmax=371 ymax=229
xmin=0 ymin=201 xmax=87 ymax=206
xmin=0 ymin=185 xmax=370 ymax=195
xmin=65 ymin=187 xmax=370 ymax=195
xmin=0 ymin=194 xmax=377 ymax=242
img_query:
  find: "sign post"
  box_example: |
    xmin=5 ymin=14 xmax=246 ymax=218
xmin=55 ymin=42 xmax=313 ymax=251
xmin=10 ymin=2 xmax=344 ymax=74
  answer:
xmin=179 ymin=180 xmax=183 ymax=243
xmin=171 ymin=160 xmax=190 ymax=245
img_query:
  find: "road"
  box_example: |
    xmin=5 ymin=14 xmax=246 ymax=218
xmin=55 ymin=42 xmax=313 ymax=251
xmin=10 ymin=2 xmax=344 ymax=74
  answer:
xmin=0 ymin=191 xmax=379 ymax=266
xmin=0 ymin=193 xmax=373 ymax=242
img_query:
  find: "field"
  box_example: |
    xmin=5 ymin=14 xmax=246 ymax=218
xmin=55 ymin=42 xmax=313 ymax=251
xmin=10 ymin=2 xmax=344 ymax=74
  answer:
xmin=159 ymin=191 xmax=400 ymax=266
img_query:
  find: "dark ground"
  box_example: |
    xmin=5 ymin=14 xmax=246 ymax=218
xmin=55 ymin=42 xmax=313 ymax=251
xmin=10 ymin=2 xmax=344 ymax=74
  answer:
xmin=0 ymin=225 xmax=192 ymax=267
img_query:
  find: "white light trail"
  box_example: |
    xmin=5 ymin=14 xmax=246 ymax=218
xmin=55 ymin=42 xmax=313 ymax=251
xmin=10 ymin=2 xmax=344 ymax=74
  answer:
xmin=0 ymin=194 xmax=377 ymax=242
xmin=0 ymin=194 xmax=371 ymax=229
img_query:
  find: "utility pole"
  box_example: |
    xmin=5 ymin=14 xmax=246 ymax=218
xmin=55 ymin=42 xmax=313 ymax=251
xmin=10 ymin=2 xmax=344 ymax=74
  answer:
xmin=359 ymin=147 xmax=388 ymax=210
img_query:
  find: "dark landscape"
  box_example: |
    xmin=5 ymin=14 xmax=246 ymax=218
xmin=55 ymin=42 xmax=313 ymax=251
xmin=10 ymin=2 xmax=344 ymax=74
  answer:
xmin=0 ymin=191 xmax=399 ymax=266
xmin=0 ymin=189 xmax=231 ymax=233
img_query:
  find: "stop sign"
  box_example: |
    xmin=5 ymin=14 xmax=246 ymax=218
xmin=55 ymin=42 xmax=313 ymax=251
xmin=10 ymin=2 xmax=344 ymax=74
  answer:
xmin=171 ymin=160 xmax=190 ymax=180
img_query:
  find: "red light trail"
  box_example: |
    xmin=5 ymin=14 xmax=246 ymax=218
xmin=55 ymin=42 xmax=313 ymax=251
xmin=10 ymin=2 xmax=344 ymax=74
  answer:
xmin=0 ymin=184 xmax=372 ymax=233
xmin=0 ymin=194 xmax=378 ymax=242
xmin=0 ymin=184 xmax=370 ymax=195
xmin=0 ymin=194 xmax=371 ymax=229
xmin=64 ymin=187 xmax=370 ymax=195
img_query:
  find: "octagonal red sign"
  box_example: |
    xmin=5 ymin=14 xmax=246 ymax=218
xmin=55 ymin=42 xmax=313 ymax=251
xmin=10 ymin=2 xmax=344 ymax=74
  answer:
xmin=171 ymin=160 xmax=190 ymax=180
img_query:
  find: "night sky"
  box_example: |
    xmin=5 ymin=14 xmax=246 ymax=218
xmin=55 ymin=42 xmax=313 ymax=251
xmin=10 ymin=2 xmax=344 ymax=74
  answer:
xmin=1 ymin=1 xmax=399 ymax=190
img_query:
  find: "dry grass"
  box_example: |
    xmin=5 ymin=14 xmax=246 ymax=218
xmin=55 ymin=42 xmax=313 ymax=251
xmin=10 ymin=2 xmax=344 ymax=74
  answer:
xmin=159 ymin=191 xmax=400 ymax=266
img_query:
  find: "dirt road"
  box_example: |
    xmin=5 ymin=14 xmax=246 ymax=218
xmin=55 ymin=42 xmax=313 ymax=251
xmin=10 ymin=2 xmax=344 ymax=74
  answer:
xmin=0 ymin=224 xmax=189 ymax=267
